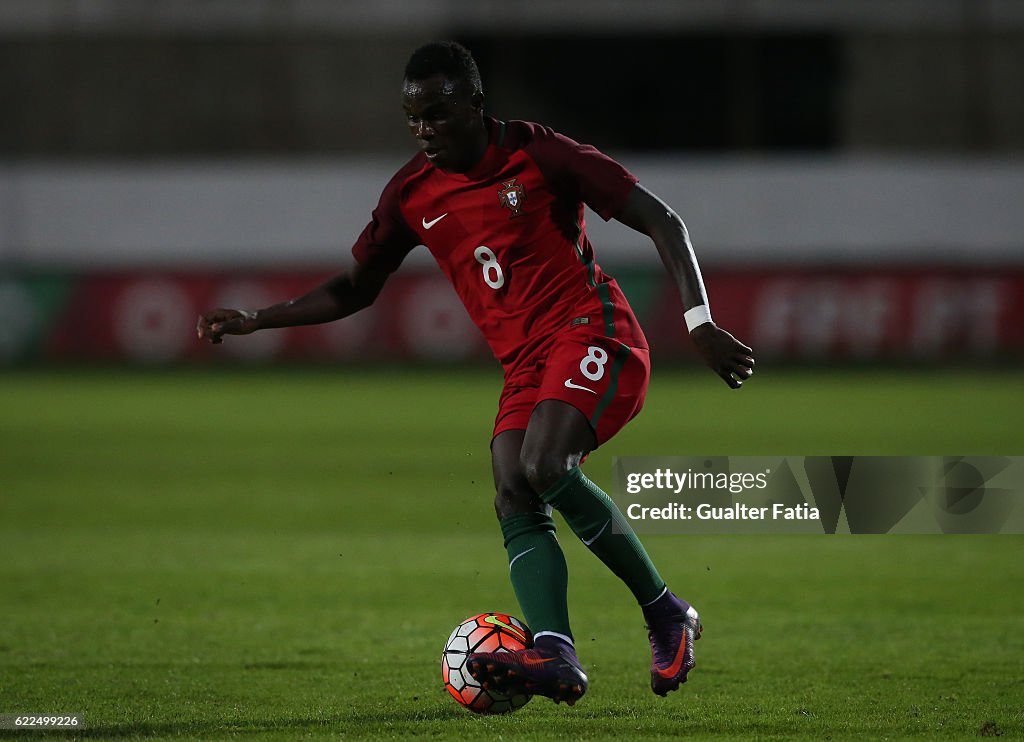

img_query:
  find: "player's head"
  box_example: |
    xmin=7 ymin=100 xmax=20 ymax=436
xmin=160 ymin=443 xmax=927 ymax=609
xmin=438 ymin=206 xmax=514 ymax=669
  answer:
xmin=402 ymin=41 xmax=487 ymax=173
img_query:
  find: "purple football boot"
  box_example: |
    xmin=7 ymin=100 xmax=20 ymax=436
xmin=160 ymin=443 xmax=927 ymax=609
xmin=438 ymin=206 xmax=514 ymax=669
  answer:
xmin=467 ymin=637 xmax=588 ymax=706
xmin=644 ymin=590 xmax=702 ymax=696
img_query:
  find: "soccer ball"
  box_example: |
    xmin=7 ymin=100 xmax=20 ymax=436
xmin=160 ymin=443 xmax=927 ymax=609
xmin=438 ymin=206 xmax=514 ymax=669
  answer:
xmin=441 ymin=612 xmax=533 ymax=714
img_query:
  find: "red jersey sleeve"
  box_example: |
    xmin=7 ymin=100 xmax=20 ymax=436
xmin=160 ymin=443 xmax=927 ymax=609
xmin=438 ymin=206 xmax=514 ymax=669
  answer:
xmin=351 ymin=159 xmax=422 ymax=273
xmin=518 ymin=122 xmax=639 ymax=221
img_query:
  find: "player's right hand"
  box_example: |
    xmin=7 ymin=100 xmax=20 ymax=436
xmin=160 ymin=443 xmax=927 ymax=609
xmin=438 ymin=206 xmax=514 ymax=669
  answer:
xmin=196 ymin=308 xmax=259 ymax=344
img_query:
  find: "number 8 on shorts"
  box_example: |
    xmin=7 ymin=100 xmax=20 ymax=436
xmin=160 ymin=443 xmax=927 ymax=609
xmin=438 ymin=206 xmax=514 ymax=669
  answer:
xmin=580 ymin=346 xmax=608 ymax=381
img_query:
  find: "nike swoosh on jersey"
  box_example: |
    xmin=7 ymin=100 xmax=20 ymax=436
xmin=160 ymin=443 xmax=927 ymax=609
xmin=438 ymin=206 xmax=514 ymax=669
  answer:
xmin=422 ymin=213 xmax=448 ymax=229
xmin=564 ymin=378 xmax=597 ymax=394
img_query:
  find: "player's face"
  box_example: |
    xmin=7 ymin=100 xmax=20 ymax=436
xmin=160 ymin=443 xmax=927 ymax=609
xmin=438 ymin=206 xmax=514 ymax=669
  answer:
xmin=402 ymin=74 xmax=486 ymax=173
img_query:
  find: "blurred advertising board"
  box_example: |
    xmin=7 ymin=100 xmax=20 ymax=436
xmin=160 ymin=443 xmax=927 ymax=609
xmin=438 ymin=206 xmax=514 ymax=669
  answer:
xmin=0 ymin=268 xmax=1021 ymax=364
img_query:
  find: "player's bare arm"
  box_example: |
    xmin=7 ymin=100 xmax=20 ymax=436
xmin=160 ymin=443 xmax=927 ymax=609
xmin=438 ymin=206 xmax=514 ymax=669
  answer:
xmin=197 ymin=261 xmax=391 ymax=344
xmin=615 ymin=183 xmax=755 ymax=389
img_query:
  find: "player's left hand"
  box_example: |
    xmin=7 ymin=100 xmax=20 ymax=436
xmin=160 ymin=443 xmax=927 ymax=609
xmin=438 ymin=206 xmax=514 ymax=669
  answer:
xmin=689 ymin=323 xmax=754 ymax=389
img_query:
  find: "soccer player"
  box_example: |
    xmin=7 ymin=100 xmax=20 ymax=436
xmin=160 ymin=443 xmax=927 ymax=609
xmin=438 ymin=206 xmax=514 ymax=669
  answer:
xmin=197 ymin=41 xmax=754 ymax=706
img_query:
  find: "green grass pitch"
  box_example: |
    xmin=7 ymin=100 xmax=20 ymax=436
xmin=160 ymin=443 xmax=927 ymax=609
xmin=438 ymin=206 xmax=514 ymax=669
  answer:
xmin=1 ymin=367 xmax=1022 ymax=740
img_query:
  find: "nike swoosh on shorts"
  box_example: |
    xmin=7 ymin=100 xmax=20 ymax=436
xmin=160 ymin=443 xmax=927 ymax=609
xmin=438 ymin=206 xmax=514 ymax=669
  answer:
xmin=563 ymin=378 xmax=596 ymax=394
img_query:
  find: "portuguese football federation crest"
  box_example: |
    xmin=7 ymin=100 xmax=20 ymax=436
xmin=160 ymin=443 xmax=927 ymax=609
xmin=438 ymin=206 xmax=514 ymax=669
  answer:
xmin=497 ymin=178 xmax=527 ymax=217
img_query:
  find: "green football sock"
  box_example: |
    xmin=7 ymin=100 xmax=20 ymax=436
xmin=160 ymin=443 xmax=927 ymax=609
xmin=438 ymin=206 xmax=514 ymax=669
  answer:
xmin=500 ymin=512 xmax=573 ymax=641
xmin=541 ymin=466 xmax=665 ymax=605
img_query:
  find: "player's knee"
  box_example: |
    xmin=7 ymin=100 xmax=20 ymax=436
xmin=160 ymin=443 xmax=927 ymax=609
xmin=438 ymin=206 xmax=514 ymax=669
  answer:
xmin=493 ymin=482 xmax=540 ymax=521
xmin=520 ymin=449 xmax=572 ymax=497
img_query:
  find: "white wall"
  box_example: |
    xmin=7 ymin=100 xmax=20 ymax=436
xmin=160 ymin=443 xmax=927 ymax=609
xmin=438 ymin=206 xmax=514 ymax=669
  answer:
xmin=2 ymin=157 xmax=1022 ymax=269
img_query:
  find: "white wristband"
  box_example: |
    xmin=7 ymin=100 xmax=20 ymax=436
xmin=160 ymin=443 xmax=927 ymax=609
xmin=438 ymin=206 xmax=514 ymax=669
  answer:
xmin=684 ymin=304 xmax=713 ymax=332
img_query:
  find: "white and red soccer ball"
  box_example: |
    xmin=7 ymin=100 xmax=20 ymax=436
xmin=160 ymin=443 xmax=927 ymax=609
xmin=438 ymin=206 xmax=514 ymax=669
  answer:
xmin=441 ymin=612 xmax=533 ymax=714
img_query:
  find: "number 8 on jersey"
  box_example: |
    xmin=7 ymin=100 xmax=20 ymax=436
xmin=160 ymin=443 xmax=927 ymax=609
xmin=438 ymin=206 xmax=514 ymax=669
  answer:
xmin=474 ymin=246 xmax=505 ymax=290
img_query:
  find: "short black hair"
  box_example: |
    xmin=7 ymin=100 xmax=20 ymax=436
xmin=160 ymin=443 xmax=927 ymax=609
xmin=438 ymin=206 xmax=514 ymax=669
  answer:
xmin=404 ymin=41 xmax=483 ymax=96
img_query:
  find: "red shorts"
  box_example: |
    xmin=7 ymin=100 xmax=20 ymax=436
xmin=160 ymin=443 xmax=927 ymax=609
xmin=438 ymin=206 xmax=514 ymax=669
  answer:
xmin=493 ymin=327 xmax=651 ymax=446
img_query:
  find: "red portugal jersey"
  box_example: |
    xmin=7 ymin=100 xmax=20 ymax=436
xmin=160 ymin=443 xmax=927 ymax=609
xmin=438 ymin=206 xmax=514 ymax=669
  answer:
xmin=352 ymin=117 xmax=648 ymax=371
